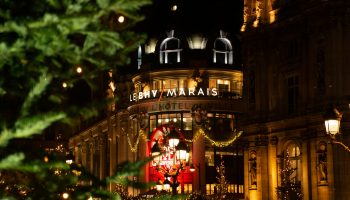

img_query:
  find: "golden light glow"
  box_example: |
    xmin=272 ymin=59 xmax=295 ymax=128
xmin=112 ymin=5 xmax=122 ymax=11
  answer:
xmin=62 ymin=82 xmax=67 ymax=88
xmin=126 ymin=129 xmax=147 ymax=153
xmin=269 ymin=10 xmax=277 ymax=24
xmin=171 ymin=5 xmax=177 ymax=11
xmin=325 ymin=119 xmax=340 ymax=136
xmin=43 ymin=156 xmax=49 ymax=163
xmin=76 ymin=66 xmax=82 ymax=74
xmin=253 ymin=20 xmax=259 ymax=28
xmin=187 ymin=34 xmax=207 ymax=49
xmin=185 ymin=128 xmax=243 ymax=147
xmin=62 ymin=192 xmax=69 ymax=199
xmin=117 ymin=15 xmax=125 ymax=23
xmin=240 ymin=25 xmax=246 ymax=32
xmin=145 ymin=38 xmax=158 ymax=54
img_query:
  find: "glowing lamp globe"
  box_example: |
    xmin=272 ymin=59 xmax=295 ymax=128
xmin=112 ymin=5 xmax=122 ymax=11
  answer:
xmin=163 ymin=178 xmax=171 ymax=191
xmin=176 ymin=140 xmax=188 ymax=162
xmin=168 ymin=129 xmax=180 ymax=148
xmin=324 ymin=106 xmax=342 ymax=136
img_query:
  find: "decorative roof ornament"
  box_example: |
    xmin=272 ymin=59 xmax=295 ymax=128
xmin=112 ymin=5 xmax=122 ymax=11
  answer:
xmin=166 ymin=30 xmax=175 ymax=38
xmin=219 ymin=30 xmax=227 ymax=38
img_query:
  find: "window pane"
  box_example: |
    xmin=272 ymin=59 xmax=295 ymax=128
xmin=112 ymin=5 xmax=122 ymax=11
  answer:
xmin=183 ymin=113 xmax=192 ymax=131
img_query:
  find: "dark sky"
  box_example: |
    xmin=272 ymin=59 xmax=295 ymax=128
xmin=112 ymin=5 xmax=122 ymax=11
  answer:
xmin=137 ymin=0 xmax=244 ymax=37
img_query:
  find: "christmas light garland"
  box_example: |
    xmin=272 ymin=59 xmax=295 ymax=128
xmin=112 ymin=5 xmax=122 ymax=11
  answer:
xmin=185 ymin=128 xmax=243 ymax=147
xmin=126 ymin=129 xmax=147 ymax=152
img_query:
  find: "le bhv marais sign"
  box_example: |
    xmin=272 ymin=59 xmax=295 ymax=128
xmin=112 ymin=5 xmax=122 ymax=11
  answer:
xmin=129 ymin=87 xmax=218 ymax=102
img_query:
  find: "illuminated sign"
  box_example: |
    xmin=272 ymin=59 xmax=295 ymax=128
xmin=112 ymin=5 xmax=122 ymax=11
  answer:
xmin=129 ymin=87 xmax=218 ymax=102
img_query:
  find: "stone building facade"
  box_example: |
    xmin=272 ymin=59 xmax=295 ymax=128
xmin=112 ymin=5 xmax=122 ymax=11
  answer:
xmin=241 ymin=0 xmax=350 ymax=199
xmin=69 ymin=30 xmax=246 ymax=197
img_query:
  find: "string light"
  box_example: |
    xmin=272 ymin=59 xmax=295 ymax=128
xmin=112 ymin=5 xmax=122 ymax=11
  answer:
xmin=185 ymin=128 xmax=243 ymax=147
xmin=62 ymin=82 xmax=67 ymax=88
xmin=117 ymin=15 xmax=125 ymax=23
xmin=126 ymin=128 xmax=242 ymax=152
xmin=126 ymin=129 xmax=147 ymax=152
xmin=76 ymin=66 xmax=82 ymax=74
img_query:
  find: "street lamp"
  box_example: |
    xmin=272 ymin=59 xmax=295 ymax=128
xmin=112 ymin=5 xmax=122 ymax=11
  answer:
xmin=156 ymin=179 xmax=163 ymax=192
xmin=324 ymin=106 xmax=350 ymax=152
xmin=324 ymin=106 xmax=342 ymax=138
xmin=163 ymin=174 xmax=171 ymax=191
xmin=150 ymin=128 xmax=189 ymax=195
xmin=168 ymin=128 xmax=180 ymax=148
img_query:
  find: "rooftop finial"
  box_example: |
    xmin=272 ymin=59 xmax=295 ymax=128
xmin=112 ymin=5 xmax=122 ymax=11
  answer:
xmin=166 ymin=30 xmax=175 ymax=38
xmin=220 ymin=30 xmax=227 ymax=38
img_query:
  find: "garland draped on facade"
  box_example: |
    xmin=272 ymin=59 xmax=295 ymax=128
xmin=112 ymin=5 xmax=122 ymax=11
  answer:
xmin=126 ymin=130 xmax=147 ymax=152
xmin=126 ymin=127 xmax=243 ymax=152
xmin=185 ymin=128 xmax=243 ymax=147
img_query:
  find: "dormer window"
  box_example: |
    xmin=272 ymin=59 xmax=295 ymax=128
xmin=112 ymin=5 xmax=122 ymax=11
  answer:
xmin=160 ymin=30 xmax=182 ymax=64
xmin=213 ymin=31 xmax=233 ymax=65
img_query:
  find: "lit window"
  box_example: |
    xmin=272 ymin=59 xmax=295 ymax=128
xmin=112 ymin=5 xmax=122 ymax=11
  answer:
xmin=213 ymin=31 xmax=233 ymax=64
xmin=160 ymin=30 xmax=182 ymax=64
xmin=284 ymin=142 xmax=302 ymax=184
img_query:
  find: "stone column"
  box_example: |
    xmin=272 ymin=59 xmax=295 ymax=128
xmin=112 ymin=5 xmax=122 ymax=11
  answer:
xmin=256 ymin=136 xmax=269 ymax=200
xmin=301 ymin=137 xmax=310 ymax=200
xmin=243 ymin=143 xmax=250 ymax=200
xmin=99 ymin=134 xmax=106 ymax=179
xmin=268 ymin=136 xmax=278 ymax=200
xmin=81 ymin=142 xmax=87 ymax=168
xmin=108 ymin=117 xmax=117 ymax=191
xmin=315 ymin=140 xmax=330 ymax=200
xmin=192 ymin=127 xmax=205 ymax=194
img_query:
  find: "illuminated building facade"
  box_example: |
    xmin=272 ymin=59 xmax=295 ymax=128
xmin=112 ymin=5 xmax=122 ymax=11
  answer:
xmin=240 ymin=0 xmax=350 ymax=199
xmin=69 ymin=30 xmax=245 ymax=197
xmin=68 ymin=0 xmax=350 ymax=199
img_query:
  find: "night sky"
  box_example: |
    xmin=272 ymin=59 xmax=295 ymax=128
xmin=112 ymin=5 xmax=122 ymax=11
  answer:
xmin=136 ymin=0 xmax=244 ymax=37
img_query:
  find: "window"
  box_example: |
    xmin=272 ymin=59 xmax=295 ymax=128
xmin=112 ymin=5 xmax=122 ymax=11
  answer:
xmin=285 ymin=142 xmax=301 ymax=183
xmin=213 ymin=31 xmax=233 ymax=64
xmin=159 ymin=30 xmax=182 ymax=64
xmin=287 ymin=76 xmax=299 ymax=113
xmin=153 ymin=80 xmax=161 ymax=90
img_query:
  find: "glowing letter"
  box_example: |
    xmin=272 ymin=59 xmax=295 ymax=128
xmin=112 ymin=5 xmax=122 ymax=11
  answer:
xmin=167 ymin=89 xmax=177 ymax=97
xmin=197 ymin=88 xmax=205 ymax=96
xmin=179 ymin=88 xmax=186 ymax=96
xmin=138 ymin=92 xmax=143 ymax=99
xmin=188 ymin=88 xmax=195 ymax=96
xmin=152 ymin=90 xmax=158 ymax=98
xmin=144 ymin=90 xmax=150 ymax=98
xmin=211 ymin=88 xmax=218 ymax=96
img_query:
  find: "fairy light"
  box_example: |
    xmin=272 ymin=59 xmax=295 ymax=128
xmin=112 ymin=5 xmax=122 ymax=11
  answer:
xmin=62 ymin=82 xmax=67 ymax=88
xmin=76 ymin=66 xmax=83 ymax=74
xmin=126 ymin=130 xmax=147 ymax=152
xmin=126 ymin=128 xmax=243 ymax=152
xmin=117 ymin=15 xmax=125 ymax=23
xmin=62 ymin=192 xmax=69 ymax=199
xmin=185 ymin=128 xmax=243 ymax=147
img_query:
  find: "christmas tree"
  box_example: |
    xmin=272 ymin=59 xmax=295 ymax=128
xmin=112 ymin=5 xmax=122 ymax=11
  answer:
xmin=276 ymin=152 xmax=303 ymax=200
xmin=215 ymin=156 xmax=228 ymax=198
xmin=0 ymin=0 xmax=151 ymax=199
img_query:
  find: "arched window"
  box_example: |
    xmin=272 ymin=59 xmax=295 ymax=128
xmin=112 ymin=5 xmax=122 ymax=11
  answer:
xmin=159 ymin=30 xmax=182 ymax=64
xmin=213 ymin=31 xmax=233 ymax=64
xmin=285 ymin=142 xmax=301 ymax=183
xmin=277 ymin=142 xmax=303 ymax=199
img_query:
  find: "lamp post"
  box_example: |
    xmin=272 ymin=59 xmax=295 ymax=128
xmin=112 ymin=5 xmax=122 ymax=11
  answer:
xmin=150 ymin=128 xmax=189 ymax=195
xmin=324 ymin=106 xmax=350 ymax=152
